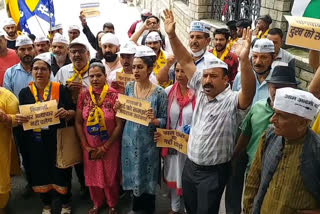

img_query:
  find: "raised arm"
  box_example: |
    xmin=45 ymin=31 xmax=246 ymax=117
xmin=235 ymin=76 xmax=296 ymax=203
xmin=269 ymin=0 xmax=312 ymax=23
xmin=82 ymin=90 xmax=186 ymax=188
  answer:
xmin=162 ymin=9 xmax=196 ymax=80
xmin=308 ymin=64 xmax=320 ymax=99
xmin=309 ymin=50 xmax=320 ymax=70
xmin=238 ymin=28 xmax=256 ymax=110
xmin=130 ymin=19 xmax=151 ymax=45
xmin=157 ymin=55 xmax=176 ymax=84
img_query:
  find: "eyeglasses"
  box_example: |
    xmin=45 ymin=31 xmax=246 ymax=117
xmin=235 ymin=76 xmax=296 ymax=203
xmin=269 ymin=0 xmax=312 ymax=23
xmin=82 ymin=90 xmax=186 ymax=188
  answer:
xmin=70 ymin=49 xmax=87 ymax=54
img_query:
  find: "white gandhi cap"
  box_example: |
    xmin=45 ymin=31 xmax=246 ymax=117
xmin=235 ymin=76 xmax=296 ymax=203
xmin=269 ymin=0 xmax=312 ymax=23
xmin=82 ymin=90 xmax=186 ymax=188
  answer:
xmin=34 ymin=35 xmax=49 ymax=43
xmin=3 ymin=18 xmax=16 ymax=27
xmin=145 ymin=31 xmax=162 ymax=43
xmin=119 ymin=42 xmax=137 ymax=55
xmin=52 ymin=33 xmax=69 ymax=45
xmin=68 ymin=25 xmax=80 ymax=32
xmin=69 ymin=37 xmax=90 ymax=51
xmin=274 ymin=87 xmax=320 ymax=120
xmin=203 ymin=54 xmax=228 ymax=70
xmin=101 ymin=33 xmax=119 ymax=46
xmin=252 ymin=38 xmax=275 ymax=53
xmin=189 ymin=21 xmax=211 ymax=34
xmin=34 ymin=52 xmax=52 ymax=66
xmin=16 ymin=35 xmax=33 ymax=47
xmin=134 ymin=45 xmax=156 ymax=57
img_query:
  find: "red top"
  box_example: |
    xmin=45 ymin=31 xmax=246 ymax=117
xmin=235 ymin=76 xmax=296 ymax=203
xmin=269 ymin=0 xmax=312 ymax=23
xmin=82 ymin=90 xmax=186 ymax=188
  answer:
xmin=0 ymin=49 xmax=20 ymax=86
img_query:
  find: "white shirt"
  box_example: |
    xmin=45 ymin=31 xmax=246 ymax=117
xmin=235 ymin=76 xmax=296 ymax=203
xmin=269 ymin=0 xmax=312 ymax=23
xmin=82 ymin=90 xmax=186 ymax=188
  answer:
xmin=54 ymin=63 xmax=90 ymax=87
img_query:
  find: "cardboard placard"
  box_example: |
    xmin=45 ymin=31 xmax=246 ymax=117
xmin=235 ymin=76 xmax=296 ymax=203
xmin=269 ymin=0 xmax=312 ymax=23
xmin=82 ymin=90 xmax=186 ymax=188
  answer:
xmin=156 ymin=128 xmax=189 ymax=154
xmin=80 ymin=1 xmax=100 ymax=18
xmin=285 ymin=15 xmax=320 ymax=51
xmin=19 ymin=100 xmax=60 ymax=131
xmin=116 ymin=72 xmax=135 ymax=88
xmin=116 ymin=94 xmax=151 ymax=126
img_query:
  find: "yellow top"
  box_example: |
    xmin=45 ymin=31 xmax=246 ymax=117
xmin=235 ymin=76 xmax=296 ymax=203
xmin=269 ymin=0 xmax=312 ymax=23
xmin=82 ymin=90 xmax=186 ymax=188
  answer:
xmin=0 ymin=87 xmax=20 ymax=194
xmin=243 ymin=133 xmax=318 ymax=214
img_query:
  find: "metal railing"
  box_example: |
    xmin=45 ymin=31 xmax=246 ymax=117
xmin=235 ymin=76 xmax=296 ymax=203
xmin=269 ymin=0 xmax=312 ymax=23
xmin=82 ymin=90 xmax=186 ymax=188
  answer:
xmin=212 ymin=0 xmax=261 ymax=23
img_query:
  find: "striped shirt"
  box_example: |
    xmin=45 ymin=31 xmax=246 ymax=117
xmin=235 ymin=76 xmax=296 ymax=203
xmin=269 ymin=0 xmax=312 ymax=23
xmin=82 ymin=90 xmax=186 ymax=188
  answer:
xmin=272 ymin=48 xmax=295 ymax=69
xmin=188 ymin=71 xmax=248 ymax=165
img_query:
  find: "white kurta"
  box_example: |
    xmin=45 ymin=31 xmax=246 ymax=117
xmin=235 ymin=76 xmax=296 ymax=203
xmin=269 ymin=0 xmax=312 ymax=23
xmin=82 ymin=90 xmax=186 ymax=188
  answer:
xmin=163 ymin=85 xmax=193 ymax=194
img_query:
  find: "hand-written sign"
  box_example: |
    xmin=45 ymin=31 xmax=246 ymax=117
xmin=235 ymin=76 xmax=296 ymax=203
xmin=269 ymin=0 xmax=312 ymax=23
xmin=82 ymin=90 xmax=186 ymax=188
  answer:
xmin=19 ymin=100 xmax=60 ymax=131
xmin=80 ymin=1 xmax=100 ymax=18
xmin=285 ymin=15 xmax=320 ymax=51
xmin=156 ymin=128 xmax=189 ymax=154
xmin=116 ymin=94 xmax=151 ymax=126
xmin=116 ymin=72 xmax=135 ymax=93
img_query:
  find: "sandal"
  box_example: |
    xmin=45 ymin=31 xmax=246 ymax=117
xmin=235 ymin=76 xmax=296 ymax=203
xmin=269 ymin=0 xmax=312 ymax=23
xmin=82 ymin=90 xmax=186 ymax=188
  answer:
xmin=61 ymin=206 xmax=72 ymax=214
xmin=42 ymin=207 xmax=52 ymax=214
xmin=88 ymin=206 xmax=99 ymax=214
xmin=108 ymin=208 xmax=118 ymax=214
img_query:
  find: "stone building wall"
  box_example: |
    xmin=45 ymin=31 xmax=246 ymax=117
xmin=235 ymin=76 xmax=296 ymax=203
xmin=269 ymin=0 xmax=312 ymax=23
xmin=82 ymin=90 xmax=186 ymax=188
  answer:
xmin=136 ymin=0 xmax=314 ymax=90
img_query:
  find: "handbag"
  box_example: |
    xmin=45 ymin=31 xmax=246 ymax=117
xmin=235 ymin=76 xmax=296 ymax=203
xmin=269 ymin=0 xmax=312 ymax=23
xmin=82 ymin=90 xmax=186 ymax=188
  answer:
xmin=56 ymin=125 xmax=83 ymax=168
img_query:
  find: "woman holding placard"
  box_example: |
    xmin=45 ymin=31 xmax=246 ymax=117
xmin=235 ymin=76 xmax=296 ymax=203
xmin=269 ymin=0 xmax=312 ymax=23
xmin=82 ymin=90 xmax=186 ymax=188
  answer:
xmin=75 ymin=62 xmax=122 ymax=214
xmin=15 ymin=52 xmax=75 ymax=214
xmin=118 ymin=45 xmax=168 ymax=214
xmin=156 ymin=62 xmax=196 ymax=214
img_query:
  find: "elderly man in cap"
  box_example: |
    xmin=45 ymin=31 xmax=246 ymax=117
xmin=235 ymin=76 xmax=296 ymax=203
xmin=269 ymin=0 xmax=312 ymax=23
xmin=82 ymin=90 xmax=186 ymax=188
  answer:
xmin=55 ymin=37 xmax=90 ymax=199
xmin=233 ymin=38 xmax=275 ymax=104
xmin=51 ymin=33 xmax=71 ymax=76
xmin=243 ymin=87 xmax=320 ymax=214
xmin=34 ymin=36 xmax=50 ymax=55
xmin=255 ymin=15 xmax=272 ymax=39
xmin=163 ymin=9 xmax=256 ymax=214
xmin=2 ymin=18 xmax=18 ymax=49
xmin=227 ymin=66 xmax=300 ymax=214
xmin=158 ymin=20 xmax=216 ymax=86
xmin=68 ymin=25 xmax=80 ymax=42
xmin=100 ymin=33 xmax=122 ymax=77
xmin=0 ymin=30 xmax=19 ymax=86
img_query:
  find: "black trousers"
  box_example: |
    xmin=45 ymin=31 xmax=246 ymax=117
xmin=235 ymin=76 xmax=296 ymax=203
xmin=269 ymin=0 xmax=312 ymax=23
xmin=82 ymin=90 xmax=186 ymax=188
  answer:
xmin=74 ymin=163 xmax=85 ymax=188
xmin=132 ymin=193 xmax=156 ymax=214
xmin=182 ymin=158 xmax=231 ymax=214
xmin=40 ymin=190 xmax=71 ymax=206
xmin=225 ymin=151 xmax=248 ymax=214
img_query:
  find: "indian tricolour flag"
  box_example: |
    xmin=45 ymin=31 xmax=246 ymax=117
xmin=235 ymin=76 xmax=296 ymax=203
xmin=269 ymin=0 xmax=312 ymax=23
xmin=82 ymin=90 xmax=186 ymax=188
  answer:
xmin=291 ymin=0 xmax=320 ymax=18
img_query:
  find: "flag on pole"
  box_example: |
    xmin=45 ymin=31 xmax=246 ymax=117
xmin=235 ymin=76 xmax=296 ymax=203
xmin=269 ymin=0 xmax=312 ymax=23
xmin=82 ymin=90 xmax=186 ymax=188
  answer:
xmin=291 ymin=0 xmax=320 ymax=19
xmin=5 ymin=0 xmax=55 ymax=36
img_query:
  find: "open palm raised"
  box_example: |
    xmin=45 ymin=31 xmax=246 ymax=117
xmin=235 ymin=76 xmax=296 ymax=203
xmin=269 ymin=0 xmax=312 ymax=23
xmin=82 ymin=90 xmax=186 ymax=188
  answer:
xmin=239 ymin=27 xmax=253 ymax=61
xmin=162 ymin=9 xmax=176 ymax=36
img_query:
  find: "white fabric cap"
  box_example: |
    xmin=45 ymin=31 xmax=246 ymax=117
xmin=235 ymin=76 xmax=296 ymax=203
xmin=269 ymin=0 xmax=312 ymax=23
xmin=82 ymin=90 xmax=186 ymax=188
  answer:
xmin=69 ymin=37 xmax=89 ymax=50
xmin=101 ymin=33 xmax=119 ymax=46
xmin=16 ymin=35 xmax=33 ymax=47
xmin=0 ymin=30 xmax=6 ymax=37
xmin=189 ymin=21 xmax=211 ymax=34
xmin=52 ymin=33 xmax=69 ymax=45
xmin=203 ymin=54 xmax=228 ymax=70
xmin=274 ymin=87 xmax=320 ymax=120
xmin=34 ymin=52 xmax=52 ymax=66
xmin=3 ymin=18 xmax=16 ymax=27
xmin=141 ymin=9 xmax=152 ymax=15
xmin=34 ymin=35 xmax=49 ymax=43
xmin=68 ymin=25 xmax=80 ymax=32
xmin=51 ymin=23 xmax=63 ymax=31
xmin=119 ymin=42 xmax=137 ymax=55
xmin=145 ymin=31 xmax=162 ymax=43
xmin=252 ymin=38 xmax=275 ymax=53
xmin=134 ymin=45 xmax=156 ymax=57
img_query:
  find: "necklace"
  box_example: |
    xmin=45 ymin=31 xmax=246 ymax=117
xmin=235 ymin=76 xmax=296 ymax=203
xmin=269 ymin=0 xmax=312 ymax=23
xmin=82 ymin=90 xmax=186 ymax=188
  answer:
xmin=135 ymin=82 xmax=152 ymax=99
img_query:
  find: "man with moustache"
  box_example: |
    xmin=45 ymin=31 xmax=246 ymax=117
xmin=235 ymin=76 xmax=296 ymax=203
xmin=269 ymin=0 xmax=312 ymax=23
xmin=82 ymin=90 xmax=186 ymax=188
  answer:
xmin=233 ymin=38 xmax=275 ymax=104
xmin=254 ymin=15 xmax=272 ymax=39
xmin=0 ymin=30 xmax=20 ymax=86
xmin=34 ymin=36 xmax=50 ymax=55
xmin=54 ymin=37 xmax=91 ymax=198
xmin=2 ymin=18 xmax=18 ymax=49
xmin=163 ymin=9 xmax=256 ymax=214
xmin=3 ymin=35 xmax=37 ymax=198
xmin=51 ymin=33 xmax=71 ymax=76
xmin=68 ymin=25 xmax=81 ymax=42
xmin=100 ymin=33 xmax=122 ymax=77
xmin=212 ymin=28 xmax=239 ymax=85
xmin=158 ymin=20 xmax=216 ymax=85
